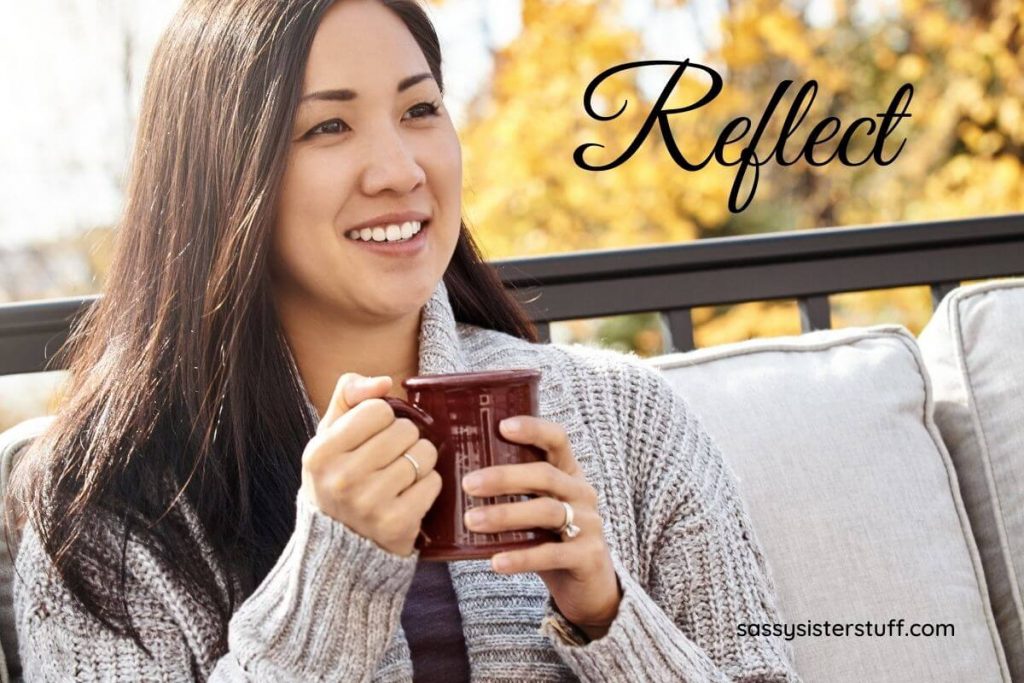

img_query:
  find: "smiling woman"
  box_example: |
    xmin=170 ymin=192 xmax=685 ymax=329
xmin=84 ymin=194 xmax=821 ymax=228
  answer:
xmin=270 ymin=0 xmax=464 ymax=406
xmin=7 ymin=1 xmax=800 ymax=681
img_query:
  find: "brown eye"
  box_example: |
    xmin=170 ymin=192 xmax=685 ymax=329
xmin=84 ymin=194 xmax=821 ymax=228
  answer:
xmin=305 ymin=101 xmax=440 ymax=139
xmin=404 ymin=101 xmax=441 ymax=120
xmin=307 ymin=119 xmax=348 ymax=137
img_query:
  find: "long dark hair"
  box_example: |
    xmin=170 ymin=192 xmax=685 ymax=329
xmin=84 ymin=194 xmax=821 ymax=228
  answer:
xmin=7 ymin=0 xmax=537 ymax=657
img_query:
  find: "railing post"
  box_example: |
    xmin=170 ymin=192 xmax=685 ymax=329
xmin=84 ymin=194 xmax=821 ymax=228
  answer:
xmin=661 ymin=308 xmax=695 ymax=352
xmin=798 ymin=295 xmax=832 ymax=332
xmin=929 ymin=281 xmax=960 ymax=310
xmin=534 ymin=320 xmax=551 ymax=344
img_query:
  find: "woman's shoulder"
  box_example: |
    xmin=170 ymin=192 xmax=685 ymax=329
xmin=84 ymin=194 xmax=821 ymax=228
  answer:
xmin=14 ymin=505 xmax=141 ymax=635
xmin=14 ymin=491 xmax=226 ymax=631
xmin=459 ymin=323 xmax=679 ymax=423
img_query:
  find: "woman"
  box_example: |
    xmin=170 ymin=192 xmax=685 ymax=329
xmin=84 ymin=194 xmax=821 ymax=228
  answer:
xmin=9 ymin=0 xmax=800 ymax=680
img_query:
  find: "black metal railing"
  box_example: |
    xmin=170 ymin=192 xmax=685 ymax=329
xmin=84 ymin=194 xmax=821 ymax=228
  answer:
xmin=492 ymin=213 xmax=1024 ymax=348
xmin=2 ymin=213 xmax=1022 ymax=376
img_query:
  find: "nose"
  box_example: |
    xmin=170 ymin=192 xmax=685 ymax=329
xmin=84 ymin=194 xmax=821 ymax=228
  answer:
xmin=359 ymin=123 xmax=427 ymax=196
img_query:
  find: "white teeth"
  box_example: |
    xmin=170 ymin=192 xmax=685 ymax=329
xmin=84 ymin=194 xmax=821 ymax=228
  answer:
xmin=346 ymin=220 xmax=423 ymax=243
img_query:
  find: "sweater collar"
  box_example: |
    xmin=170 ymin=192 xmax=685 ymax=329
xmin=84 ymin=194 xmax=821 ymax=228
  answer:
xmin=417 ymin=277 xmax=473 ymax=377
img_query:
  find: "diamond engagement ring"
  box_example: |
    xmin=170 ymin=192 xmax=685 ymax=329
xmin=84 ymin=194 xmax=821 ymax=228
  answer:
xmin=402 ymin=452 xmax=422 ymax=481
xmin=557 ymin=501 xmax=581 ymax=539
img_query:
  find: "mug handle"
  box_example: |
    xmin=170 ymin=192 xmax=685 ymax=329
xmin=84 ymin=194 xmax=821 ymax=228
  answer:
xmin=382 ymin=396 xmax=443 ymax=447
xmin=382 ymin=396 xmax=444 ymax=548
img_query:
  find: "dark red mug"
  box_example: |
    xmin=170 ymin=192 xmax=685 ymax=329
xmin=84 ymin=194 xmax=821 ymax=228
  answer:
xmin=382 ymin=368 xmax=559 ymax=561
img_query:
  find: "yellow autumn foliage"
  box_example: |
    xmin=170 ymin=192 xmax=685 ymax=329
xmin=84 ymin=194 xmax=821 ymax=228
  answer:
xmin=435 ymin=0 xmax=1024 ymax=353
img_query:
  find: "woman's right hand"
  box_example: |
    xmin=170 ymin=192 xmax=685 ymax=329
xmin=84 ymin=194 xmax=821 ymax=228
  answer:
xmin=299 ymin=373 xmax=442 ymax=556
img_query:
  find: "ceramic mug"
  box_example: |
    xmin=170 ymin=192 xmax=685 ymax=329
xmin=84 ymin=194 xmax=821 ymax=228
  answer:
xmin=383 ymin=368 xmax=560 ymax=561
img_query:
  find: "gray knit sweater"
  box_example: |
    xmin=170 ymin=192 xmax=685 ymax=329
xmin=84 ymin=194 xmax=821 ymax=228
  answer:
xmin=14 ymin=279 xmax=800 ymax=682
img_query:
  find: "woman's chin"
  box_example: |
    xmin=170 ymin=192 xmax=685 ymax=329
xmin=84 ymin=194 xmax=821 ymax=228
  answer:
xmin=358 ymin=279 xmax=437 ymax=316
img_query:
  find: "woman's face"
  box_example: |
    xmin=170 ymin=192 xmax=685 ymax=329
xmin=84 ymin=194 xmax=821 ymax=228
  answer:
xmin=271 ymin=0 xmax=462 ymax=325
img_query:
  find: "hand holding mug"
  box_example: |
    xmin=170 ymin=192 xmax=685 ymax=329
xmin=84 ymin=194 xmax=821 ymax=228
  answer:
xmin=298 ymin=373 xmax=442 ymax=556
xmin=381 ymin=369 xmax=561 ymax=560
xmin=461 ymin=415 xmax=622 ymax=640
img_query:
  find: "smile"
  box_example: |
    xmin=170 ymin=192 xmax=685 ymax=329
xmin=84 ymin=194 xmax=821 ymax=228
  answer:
xmin=346 ymin=220 xmax=423 ymax=243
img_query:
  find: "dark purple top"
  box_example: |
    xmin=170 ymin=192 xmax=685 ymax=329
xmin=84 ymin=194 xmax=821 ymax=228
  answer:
xmin=400 ymin=560 xmax=471 ymax=682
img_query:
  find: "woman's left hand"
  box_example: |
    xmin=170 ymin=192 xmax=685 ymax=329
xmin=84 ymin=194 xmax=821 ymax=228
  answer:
xmin=461 ymin=415 xmax=622 ymax=641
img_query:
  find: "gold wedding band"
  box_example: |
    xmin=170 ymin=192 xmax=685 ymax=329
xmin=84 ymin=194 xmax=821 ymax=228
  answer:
xmin=402 ymin=452 xmax=422 ymax=481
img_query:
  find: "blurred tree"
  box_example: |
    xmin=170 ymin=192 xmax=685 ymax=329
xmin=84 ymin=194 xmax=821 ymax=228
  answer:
xmin=458 ymin=0 xmax=716 ymax=259
xmin=447 ymin=0 xmax=1023 ymax=351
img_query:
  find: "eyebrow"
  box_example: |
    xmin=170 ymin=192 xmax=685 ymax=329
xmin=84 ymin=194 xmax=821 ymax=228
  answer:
xmin=299 ymin=72 xmax=435 ymax=104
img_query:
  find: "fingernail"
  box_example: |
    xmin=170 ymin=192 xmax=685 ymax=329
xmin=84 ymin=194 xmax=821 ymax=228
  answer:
xmin=464 ymin=508 xmax=485 ymax=527
xmin=492 ymin=554 xmax=510 ymax=572
xmin=501 ymin=417 xmax=521 ymax=433
xmin=463 ymin=472 xmax=483 ymax=492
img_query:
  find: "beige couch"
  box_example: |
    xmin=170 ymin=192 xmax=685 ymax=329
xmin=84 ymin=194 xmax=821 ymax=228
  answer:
xmin=644 ymin=277 xmax=1022 ymax=682
xmin=1 ymin=277 xmax=1021 ymax=682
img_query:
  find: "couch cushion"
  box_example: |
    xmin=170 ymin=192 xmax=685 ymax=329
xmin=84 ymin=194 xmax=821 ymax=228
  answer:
xmin=0 ymin=414 xmax=53 ymax=683
xmin=918 ymin=277 xmax=1024 ymax=681
xmin=644 ymin=325 xmax=1009 ymax=682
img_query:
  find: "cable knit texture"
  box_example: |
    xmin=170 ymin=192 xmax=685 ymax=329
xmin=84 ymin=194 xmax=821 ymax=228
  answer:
xmin=14 ymin=279 xmax=800 ymax=682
